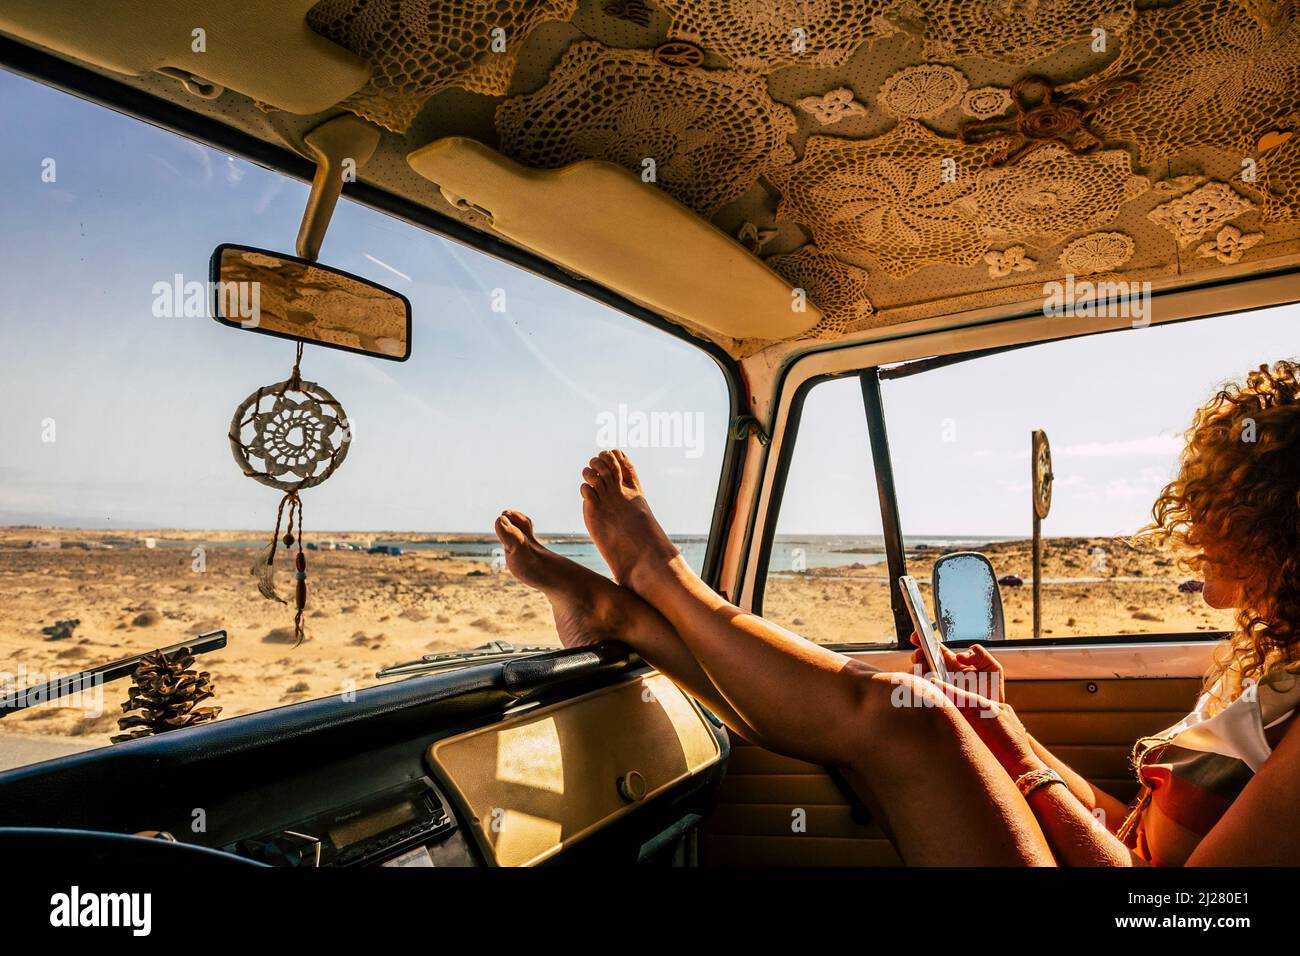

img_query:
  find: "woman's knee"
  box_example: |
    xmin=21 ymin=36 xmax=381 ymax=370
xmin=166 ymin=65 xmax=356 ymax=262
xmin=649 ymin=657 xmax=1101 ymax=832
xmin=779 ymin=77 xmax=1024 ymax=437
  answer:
xmin=859 ymin=671 xmax=968 ymax=760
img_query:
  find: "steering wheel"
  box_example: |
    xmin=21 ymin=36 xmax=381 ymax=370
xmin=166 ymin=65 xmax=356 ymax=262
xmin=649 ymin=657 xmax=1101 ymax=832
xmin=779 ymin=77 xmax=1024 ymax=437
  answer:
xmin=0 ymin=827 xmax=266 ymax=867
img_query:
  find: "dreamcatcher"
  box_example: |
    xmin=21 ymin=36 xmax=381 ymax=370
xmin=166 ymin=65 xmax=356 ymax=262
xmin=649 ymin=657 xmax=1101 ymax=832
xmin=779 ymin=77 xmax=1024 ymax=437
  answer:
xmin=229 ymin=344 xmax=351 ymax=644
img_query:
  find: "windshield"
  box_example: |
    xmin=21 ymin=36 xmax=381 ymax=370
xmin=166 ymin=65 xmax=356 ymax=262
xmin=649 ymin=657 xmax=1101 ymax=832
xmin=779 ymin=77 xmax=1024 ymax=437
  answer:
xmin=0 ymin=73 xmax=727 ymax=765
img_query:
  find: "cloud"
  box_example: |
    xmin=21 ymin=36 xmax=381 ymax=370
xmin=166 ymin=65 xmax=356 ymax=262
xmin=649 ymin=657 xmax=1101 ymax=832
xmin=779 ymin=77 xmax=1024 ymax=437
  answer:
xmin=973 ymin=433 xmax=1183 ymax=462
xmin=146 ymin=154 xmax=184 ymax=180
xmin=1105 ymin=467 xmax=1170 ymax=499
xmin=1002 ymin=474 xmax=1088 ymax=496
xmin=363 ymin=253 xmax=411 ymax=282
xmin=1056 ymin=434 xmax=1183 ymax=459
xmin=185 ymin=142 xmax=213 ymax=184
xmin=253 ymin=177 xmax=286 ymax=214
xmin=223 ymin=155 xmax=245 ymax=184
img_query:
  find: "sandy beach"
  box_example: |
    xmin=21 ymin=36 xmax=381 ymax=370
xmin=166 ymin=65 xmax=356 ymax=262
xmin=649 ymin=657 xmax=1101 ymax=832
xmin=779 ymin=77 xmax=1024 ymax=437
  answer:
xmin=764 ymin=535 xmax=1235 ymax=645
xmin=0 ymin=528 xmax=1233 ymax=759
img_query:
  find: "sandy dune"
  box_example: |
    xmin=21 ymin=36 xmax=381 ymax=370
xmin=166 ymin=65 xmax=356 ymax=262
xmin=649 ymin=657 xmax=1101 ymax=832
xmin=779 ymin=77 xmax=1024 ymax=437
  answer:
xmin=0 ymin=530 xmax=559 ymax=752
xmin=764 ymin=535 xmax=1234 ymax=644
xmin=0 ymin=529 xmax=1232 ymax=760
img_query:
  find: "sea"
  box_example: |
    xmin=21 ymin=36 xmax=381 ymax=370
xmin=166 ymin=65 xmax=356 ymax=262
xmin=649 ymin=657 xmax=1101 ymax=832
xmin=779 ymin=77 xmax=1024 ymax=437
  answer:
xmin=151 ymin=533 xmax=1017 ymax=576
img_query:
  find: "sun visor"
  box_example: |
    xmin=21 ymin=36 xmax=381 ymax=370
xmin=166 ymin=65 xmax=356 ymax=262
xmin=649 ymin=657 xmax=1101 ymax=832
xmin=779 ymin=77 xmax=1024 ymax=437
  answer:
xmin=0 ymin=0 xmax=370 ymax=115
xmin=407 ymin=137 xmax=821 ymax=341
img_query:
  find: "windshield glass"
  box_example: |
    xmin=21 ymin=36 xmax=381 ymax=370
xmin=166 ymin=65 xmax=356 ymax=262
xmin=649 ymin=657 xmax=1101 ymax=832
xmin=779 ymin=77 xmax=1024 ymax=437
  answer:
xmin=0 ymin=73 xmax=727 ymax=765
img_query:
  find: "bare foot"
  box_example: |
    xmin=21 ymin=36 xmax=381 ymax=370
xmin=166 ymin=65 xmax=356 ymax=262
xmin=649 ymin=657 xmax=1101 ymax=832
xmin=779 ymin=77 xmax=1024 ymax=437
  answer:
xmin=580 ymin=450 xmax=679 ymax=591
xmin=494 ymin=510 xmax=626 ymax=649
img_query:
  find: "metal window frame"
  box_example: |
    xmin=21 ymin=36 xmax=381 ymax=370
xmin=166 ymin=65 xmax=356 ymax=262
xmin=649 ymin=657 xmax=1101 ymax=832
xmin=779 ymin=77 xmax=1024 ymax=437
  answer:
xmin=748 ymin=272 xmax=1300 ymax=649
xmin=860 ymin=371 xmax=912 ymax=641
xmin=746 ymin=367 xmax=913 ymax=647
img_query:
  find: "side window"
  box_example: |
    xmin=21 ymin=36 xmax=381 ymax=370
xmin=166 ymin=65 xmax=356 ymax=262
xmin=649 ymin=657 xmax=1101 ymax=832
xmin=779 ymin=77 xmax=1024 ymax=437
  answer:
xmin=760 ymin=377 xmax=894 ymax=646
xmin=879 ymin=304 xmax=1300 ymax=640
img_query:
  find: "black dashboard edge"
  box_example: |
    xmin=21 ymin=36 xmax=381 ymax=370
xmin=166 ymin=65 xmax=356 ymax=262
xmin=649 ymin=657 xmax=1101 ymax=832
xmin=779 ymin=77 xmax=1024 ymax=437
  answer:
xmin=0 ymin=644 xmax=643 ymax=831
xmin=501 ymin=641 xmax=635 ymax=698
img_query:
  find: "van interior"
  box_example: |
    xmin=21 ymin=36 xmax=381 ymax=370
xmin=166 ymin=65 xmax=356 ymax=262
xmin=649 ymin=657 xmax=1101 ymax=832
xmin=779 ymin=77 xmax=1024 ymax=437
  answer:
xmin=0 ymin=0 xmax=1298 ymax=868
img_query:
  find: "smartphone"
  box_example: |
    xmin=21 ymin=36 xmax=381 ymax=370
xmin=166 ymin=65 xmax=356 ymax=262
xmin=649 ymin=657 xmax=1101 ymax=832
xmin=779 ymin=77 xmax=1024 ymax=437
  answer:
xmin=899 ymin=575 xmax=950 ymax=683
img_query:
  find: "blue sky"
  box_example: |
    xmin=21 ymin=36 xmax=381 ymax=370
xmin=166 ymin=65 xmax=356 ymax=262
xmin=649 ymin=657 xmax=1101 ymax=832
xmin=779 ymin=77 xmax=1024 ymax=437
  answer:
xmin=2 ymin=69 xmax=1298 ymax=540
xmin=0 ymin=70 xmax=727 ymax=535
xmin=779 ymin=305 xmax=1300 ymax=538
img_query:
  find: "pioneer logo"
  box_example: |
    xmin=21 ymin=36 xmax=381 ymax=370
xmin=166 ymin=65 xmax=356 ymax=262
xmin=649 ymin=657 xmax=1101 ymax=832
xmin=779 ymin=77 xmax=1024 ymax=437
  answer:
xmin=49 ymin=886 xmax=151 ymax=936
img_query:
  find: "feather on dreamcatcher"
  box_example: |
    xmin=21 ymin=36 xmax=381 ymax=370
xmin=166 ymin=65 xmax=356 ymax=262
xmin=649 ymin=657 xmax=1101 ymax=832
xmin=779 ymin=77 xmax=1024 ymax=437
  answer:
xmin=229 ymin=344 xmax=351 ymax=644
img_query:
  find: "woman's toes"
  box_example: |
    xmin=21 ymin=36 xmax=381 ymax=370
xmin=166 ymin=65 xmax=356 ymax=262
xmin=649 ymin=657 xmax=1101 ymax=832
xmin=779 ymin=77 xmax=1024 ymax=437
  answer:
xmin=503 ymin=509 xmax=535 ymax=539
xmin=494 ymin=512 xmax=526 ymax=552
xmin=580 ymin=482 xmax=598 ymax=502
xmin=598 ymin=449 xmax=622 ymax=483
xmin=494 ymin=511 xmax=566 ymax=592
xmin=612 ymin=449 xmax=640 ymax=489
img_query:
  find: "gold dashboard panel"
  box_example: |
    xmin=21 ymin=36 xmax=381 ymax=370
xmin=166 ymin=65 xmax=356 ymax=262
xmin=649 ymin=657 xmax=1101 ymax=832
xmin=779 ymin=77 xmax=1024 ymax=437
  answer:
xmin=427 ymin=673 xmax=721 ymax=867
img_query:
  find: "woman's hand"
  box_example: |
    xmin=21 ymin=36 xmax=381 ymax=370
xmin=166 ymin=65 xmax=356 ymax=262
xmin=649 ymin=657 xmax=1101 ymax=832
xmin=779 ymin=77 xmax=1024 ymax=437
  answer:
xmin=909 ymin=635 xmax=1006 ymax=703
xmin=935 ymin=679 xmax=1042 ymax=778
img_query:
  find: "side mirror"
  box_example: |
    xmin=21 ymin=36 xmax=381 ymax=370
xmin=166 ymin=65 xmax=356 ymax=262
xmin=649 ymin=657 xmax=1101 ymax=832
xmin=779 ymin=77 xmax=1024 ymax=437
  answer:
xmin=209 ymin=243 xmax=411 ymax=361
xmin=932 ymin=552 xmax=1006 ymax=643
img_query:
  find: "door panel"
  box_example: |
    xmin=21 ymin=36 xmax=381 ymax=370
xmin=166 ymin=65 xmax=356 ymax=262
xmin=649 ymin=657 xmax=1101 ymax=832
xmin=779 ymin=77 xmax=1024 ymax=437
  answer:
xmin=698 ymin=669 xmax=1204 ymax=866
xmin=701 ymin=735 xmax=897 ymax=866
xmin=1011 ymin=676 xmax=1200 ymax=800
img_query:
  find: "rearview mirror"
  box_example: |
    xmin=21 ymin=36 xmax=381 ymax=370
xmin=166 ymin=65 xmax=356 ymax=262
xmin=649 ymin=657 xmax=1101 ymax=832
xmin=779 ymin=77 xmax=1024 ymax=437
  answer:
xmin=209 ymin=243 xmax=411 ymax=361
xmin=932 ymin=552 xmax=1006 ymax=643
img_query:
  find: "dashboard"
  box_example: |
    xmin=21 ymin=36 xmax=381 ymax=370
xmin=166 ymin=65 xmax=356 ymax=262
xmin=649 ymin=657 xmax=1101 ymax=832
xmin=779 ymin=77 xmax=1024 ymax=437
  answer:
xmin=0 ymin=644 xmax=730 ymax=867
xmin=433 ymin=673 xmax=722 ymax=866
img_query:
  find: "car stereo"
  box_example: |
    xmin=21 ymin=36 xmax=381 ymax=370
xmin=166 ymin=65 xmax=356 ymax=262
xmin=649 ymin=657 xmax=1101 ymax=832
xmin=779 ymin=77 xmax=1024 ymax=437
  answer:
xmin=226 ymin=776 xmax=456 ymax=867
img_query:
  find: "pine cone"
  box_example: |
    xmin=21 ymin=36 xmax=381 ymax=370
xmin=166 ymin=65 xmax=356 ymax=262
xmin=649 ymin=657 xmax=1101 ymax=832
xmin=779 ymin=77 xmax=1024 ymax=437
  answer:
xmin=110 ymin=647 xmax=222 ymax=743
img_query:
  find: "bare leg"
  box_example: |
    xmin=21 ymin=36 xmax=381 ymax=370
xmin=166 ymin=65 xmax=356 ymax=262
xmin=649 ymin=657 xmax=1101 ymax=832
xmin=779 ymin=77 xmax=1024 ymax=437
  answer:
xmin=493 ymin=510 xmax=768 ymax=745
xmin=580 ymin=451 xmax=1055 ymax=866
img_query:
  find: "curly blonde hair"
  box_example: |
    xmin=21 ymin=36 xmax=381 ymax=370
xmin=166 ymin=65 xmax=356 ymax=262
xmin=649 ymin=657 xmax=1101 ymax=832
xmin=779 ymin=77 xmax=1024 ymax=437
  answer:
xmin=1146 ymin=360 xmax=1300 ymax=712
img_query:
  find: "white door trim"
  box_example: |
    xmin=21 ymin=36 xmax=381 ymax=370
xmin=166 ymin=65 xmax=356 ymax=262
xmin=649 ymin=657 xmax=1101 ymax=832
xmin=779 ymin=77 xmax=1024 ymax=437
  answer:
xmin=840 ymin=640 xmax=1218 ymax=680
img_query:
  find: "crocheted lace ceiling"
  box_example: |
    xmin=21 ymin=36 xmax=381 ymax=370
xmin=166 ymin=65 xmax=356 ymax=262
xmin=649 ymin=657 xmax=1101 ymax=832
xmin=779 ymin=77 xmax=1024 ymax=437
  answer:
xmin=770 ymin=122 xmax=1009 ymax=278
xmin=768 ymin=128 xmax=1151 ymax=281
xmin=1074 ymin=0 xmax=1300 ymax=165
xmin=495 ymin=42 xmax=797 ymax=217
xmin=900 ymin=0 xmax=1135 ymax=64
xmin=1257 ymin=134 xmax=1300 ymax=222
xmin=767 ymin=245 xmax=876 ymax=339
xmin=658 ymin=0 xmax=895 ymax=71
xmin=289 ymin=0 xmax=1300 ymax=354
xmin=965 ymin=144 xmax=1150 ymax=245
xmin=306 ymin=0 xmax=577 ymax=132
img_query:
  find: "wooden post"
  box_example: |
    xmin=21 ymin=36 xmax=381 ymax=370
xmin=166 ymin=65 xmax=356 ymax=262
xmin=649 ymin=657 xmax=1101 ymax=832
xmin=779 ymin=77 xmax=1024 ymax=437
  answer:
xmin=1033 ymin=507 xmax=1042 ymax=639
xmin=1030 ymin=429 xmax=1052 ymax=640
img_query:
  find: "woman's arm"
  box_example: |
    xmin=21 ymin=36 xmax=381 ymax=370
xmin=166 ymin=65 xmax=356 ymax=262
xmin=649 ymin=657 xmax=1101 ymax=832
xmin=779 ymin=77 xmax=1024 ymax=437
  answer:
xmin=920 ymin=640 xmax=1130 ymax=828
xmin=1011 ymin=754 xmax=1135 ymax=866
xmin=1025 ymin=736 xmax=1131 ymax=830
xmin=942 ymin=680 xmax=1134 ymax=866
